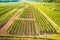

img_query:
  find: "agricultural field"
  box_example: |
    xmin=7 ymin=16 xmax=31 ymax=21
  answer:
xmin=0 ymin=2 xmax=26 ymax=28
xmin=0 ymin=2 xmax=60 ymax=40
xmin=37 ymin=3 xmax=60 ymax=27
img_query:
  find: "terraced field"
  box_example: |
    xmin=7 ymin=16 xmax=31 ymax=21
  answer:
xmin=0 ymin=2 xmax=60 ymax=40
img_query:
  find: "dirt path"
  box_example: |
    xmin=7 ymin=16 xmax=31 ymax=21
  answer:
xmin=18 ymin=18 xmax=34 ymax=21
xmin=0 ymin=8 xmax=23 ymax=34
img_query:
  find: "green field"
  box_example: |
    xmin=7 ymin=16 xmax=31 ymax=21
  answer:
xmin=0 ymin=2 xmax=60 ymax=40
xmin=37 ymin=3 xmax=60 ymax=27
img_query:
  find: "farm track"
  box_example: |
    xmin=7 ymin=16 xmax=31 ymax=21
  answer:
xmin=0 ymin=8 xmax=24 ymax=35
xmin=0 ymin=38 xmax=56 ymax=40
xmin=18 ymin=18 xmax=34 ymax=21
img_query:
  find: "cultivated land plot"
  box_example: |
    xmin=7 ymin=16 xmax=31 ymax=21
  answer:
xmin=37 ymin=3 xmax=60 ymax=27
xmin=33 ymin=6 xmax=58 ymax=35
xmin=0 ymin=2 xmax=60 ymax=40
xmin=0 ymin=2 xmax=26 ymax=29
xmin=7 ymin=20 xmax=38 ymax=36
xmin=20 ymin=6 xmax=34 ymax=18
xmin=7 ymin=6 xmax=38 ymax=36
xmin=7 ymin=5 xmax=58 ymax=36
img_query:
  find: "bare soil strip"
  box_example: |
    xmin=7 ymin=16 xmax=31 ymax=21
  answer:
xmin=0 ymin=8 xmax=23 ymax=34
xmin=0 ymin=38 xmax=35 ymax=40
xmin=18 ymin=18 xmax=34 ymax=21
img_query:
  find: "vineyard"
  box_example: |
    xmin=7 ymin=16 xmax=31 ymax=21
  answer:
xmin=0 ymin=2 xmax=60 ymax=40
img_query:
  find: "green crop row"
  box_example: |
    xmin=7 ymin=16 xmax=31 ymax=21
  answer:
xmin=20 ymin=6 xmax=34 ymax=18
xmin=32 ymin=6 xmax=58 ymax=35
xmin=7 ymin=5 xmax=58 ymax=35
xmin=7 ymin=19 xmax=38 ymax=36
xmin=0 ymin=6 xmax=15 ymax=16
xmin=0 ymin=3 xmax=26 ymax=29
xmin=37 ymin=3 xmax=60 ymax=27
xmin=0 ymin=9 xmax=18 ymax=28
xmin=0 ymin=3 xmax=26 ymax=16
